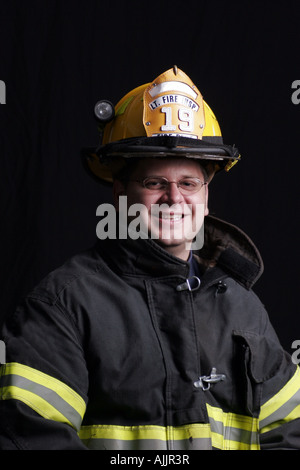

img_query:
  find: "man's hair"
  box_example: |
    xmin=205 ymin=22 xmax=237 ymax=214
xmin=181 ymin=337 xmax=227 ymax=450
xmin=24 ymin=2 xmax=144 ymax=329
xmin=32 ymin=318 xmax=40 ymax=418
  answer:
xmin=112 ymin=158 xmax=141 ymax=184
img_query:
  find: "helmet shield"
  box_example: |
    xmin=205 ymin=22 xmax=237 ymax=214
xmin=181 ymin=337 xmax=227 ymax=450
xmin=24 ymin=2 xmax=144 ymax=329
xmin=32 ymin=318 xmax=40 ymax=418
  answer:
xmin=143 ymin=67 xmax=206 ymax=140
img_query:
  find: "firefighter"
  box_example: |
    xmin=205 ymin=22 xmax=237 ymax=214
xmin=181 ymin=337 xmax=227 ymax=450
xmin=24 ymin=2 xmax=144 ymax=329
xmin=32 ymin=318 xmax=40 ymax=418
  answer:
xmin=0 ymin=67 xmax=299 ymax=450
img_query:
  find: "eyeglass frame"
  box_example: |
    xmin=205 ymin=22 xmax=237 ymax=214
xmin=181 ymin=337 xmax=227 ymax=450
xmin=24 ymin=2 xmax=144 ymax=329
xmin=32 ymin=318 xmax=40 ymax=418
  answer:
xmin=130 ymin=176 xmax=207 ymax=194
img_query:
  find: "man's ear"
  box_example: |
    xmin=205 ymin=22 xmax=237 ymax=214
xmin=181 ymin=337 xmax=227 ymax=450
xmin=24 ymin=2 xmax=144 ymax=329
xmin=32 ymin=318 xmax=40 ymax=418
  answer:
xmin=113 ymin=180 xmax=126 ymax=211
xmin=204 ymin=184 xmax=209 ymax=216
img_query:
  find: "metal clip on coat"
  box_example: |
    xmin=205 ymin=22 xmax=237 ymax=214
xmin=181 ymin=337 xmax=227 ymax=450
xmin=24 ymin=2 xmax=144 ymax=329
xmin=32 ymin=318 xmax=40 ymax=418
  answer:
xmin=194 ymin=367 xmax=226 ymax=391
xmin=176 ymin=276 xmax=201 ymax=292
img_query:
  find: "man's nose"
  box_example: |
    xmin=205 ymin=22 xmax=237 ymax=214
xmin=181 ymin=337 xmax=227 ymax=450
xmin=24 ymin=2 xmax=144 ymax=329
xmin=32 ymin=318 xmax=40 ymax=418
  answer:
xmin=160 ymin=182 xmax=184 ymax=204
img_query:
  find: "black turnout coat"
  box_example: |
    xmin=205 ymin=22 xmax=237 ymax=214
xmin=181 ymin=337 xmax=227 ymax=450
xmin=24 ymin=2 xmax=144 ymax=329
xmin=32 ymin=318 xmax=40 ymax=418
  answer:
xmin=0 ymin=215 xmax=299 ymax=450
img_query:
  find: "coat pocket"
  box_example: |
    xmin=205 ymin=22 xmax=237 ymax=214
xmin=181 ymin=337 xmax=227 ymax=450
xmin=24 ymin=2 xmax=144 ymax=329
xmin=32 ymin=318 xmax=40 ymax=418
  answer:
xmin=232 ymin=330 xmax=284 ymax=416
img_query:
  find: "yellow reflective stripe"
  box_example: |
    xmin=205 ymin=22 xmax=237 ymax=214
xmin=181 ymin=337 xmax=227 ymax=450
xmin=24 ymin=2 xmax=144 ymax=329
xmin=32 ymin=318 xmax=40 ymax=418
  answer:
xmin=2 ymin=363 xmax=86 ymax=412
xmin=259 ymin=366 xmax=300 ymax=433
xmin=206 ymin=404 xmax=260 ymax=450
xmin=79 ymin=424 xmax=212 ymax=450
xmin=79 ymin=423 xmax=211 ymax=440
xmin=0 ymin=362 xmax=86 ymax=431
xmin=79 ymin=413 xmax=260 ymax=451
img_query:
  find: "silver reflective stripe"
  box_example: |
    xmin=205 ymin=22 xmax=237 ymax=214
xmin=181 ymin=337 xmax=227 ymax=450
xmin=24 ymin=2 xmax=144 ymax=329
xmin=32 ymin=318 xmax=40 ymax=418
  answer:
xmin=206 ymin=404 xmax=260 ymax=449
xmin=260 ymin=387 xmax=300 ymax=430
xmin=80 ymin=437 xmax=212 ymax=451
xmin=209 ymin=415 xmax=259 ymax=447
xmin=81 ymin=438 xmax=167 ymax=450
xmin=259 ymin=366 xmax=300 ymax=433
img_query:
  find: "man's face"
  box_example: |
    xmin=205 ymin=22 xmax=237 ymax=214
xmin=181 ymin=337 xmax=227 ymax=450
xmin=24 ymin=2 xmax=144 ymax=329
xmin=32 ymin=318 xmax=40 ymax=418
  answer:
xmin=113 ymin=158 xmax=209 ymax=260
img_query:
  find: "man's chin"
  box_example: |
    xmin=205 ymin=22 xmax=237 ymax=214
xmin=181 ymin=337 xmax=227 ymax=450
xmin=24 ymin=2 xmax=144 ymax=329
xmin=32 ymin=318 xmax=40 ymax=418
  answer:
xmin=153 ymin=237 xmax=192 ymax=252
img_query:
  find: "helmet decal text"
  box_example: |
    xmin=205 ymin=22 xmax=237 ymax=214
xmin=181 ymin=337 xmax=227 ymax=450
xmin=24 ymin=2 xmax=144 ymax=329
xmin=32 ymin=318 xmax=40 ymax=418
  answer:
xmin=143 ymin=68 xmax=205 ymax=139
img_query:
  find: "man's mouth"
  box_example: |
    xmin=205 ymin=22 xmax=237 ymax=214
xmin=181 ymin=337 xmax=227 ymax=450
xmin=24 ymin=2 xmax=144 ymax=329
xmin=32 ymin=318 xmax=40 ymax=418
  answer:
xmin=151 ymin=212 xmax=189 ymax=223
xmin=160 ymin=213 xmax=184 ymax=221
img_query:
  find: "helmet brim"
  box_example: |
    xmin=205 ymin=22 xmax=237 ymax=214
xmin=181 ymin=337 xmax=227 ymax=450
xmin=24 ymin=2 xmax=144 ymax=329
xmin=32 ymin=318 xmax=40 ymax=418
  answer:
xmin=82 ymin=135 xmax=240 ymax=184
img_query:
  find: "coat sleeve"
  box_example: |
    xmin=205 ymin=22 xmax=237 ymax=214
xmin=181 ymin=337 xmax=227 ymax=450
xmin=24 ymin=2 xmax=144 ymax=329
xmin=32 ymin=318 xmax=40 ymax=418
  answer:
xmin=259 ymin=361 xmax=300 ymax=449
xmin=257 ymin=315 xmax=300 ymax=450
xmin=0 ymin=295 xmax=89 ymax=450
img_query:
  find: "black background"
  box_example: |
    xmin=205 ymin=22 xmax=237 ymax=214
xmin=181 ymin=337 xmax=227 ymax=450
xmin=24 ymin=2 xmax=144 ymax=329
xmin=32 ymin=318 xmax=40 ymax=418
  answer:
xmin=0 ymin=0 xmax=299 ymax=352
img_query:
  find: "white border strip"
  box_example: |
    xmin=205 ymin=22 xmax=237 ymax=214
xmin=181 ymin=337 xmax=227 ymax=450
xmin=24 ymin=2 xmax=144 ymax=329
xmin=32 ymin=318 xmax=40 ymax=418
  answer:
xmin=149 ymin=81 xmax=198 ymax=100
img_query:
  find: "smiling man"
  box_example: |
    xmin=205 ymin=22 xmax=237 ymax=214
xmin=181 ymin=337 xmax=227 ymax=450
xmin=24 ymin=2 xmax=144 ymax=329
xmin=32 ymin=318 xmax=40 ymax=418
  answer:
xmin=1 ymin=67 xmax=300 ymax=451
xmin=113 ymin=157 xmax=208 ymax=260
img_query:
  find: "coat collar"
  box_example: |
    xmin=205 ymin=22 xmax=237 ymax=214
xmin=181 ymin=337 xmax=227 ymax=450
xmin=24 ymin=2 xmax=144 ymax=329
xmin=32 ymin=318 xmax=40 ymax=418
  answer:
xmin=96 ymin=233 xmax=190 ymax=279
xmin=96 ymin=215 xmax=263 ymax=289
xmin=198 ymin=215 xmax=264 ymax=289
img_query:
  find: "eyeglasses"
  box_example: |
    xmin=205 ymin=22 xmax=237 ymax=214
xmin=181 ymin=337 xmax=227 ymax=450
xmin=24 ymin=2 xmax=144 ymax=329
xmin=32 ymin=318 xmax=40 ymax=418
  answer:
xmin=132 ymin=177 xmax=207 ymax=194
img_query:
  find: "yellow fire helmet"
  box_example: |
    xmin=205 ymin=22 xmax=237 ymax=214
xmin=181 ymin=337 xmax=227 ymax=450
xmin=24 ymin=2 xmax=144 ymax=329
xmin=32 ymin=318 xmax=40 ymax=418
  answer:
xmin=83 ymin=66 xmax=240 ymax=184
